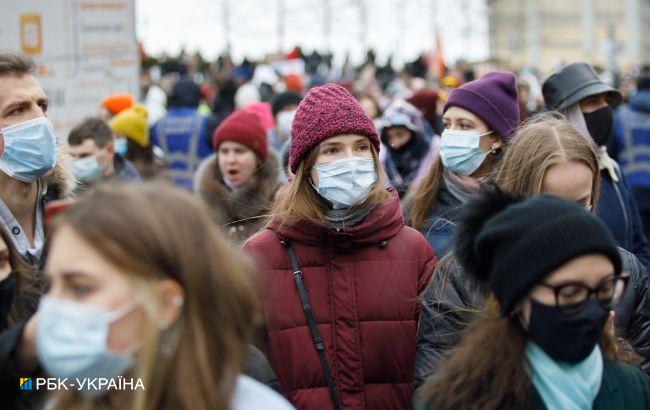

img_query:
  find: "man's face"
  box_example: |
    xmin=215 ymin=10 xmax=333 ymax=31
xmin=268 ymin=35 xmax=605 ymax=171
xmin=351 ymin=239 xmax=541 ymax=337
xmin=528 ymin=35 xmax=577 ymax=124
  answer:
xmin=68 ymin=139 xmax=114 ymax=177
xmin=0 ymin=75 xmax=48 ymax=155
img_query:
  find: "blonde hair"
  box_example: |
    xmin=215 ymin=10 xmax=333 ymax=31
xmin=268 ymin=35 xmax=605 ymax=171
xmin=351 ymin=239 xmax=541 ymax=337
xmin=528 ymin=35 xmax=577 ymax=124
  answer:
xmin=271 ymin=143 xmax=390 ymax=229
xmin=496 ymin=113 xmax=600 ymax=206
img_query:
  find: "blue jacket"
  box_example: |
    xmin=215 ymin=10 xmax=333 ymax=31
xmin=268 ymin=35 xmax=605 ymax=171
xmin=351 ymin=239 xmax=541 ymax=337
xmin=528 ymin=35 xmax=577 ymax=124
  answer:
xmin=596 ymin=167 xmax=650 ymax=271
xmin=612 ymin=90 xmax=650 ymax=213
xmin=417 ymin=183 xmax=462 ymax=258
xmin=150 ymin=107 xmax=212 ymax=191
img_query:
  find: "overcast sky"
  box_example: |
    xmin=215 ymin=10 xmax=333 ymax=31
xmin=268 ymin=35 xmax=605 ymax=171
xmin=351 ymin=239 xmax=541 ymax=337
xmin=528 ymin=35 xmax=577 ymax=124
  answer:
xmin=135 ymin=0 xmax=489 ymax=66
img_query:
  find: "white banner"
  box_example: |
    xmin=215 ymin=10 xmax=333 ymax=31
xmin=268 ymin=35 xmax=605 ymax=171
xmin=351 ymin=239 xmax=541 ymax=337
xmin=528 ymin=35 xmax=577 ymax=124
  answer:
xmin=0 ymin=0 xmax=139 ymax=137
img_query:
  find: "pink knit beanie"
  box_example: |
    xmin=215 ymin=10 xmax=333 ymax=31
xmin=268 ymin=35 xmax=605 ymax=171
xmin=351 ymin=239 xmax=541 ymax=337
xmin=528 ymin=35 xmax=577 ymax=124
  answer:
xmin=290 ymin=84 xmax=380 ymax=173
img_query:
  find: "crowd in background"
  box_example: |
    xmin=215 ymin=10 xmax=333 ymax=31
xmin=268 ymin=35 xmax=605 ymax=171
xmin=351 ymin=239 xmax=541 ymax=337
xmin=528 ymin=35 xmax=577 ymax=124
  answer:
xmin=0 ymin=44 xmax=649 ymax=409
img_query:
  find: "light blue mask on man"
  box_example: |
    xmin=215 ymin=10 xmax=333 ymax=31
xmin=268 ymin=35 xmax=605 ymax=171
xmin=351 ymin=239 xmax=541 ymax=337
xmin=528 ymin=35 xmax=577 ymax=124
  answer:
xmin=36 ymin=296 xmax=137 ymax=397
xmin=72 ymin=156 xmax=104 ymax=183
xmin=0 ymin=117 xmax=58 ymax=182
xmin=440 ymin=129 xmax=492 ymax=176
xmin=313 ymin=156 xmax=377 ymax=209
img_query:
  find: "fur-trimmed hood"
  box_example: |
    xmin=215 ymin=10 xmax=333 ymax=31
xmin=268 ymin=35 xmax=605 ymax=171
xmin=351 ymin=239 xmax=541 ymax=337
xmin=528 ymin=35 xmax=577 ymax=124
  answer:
xmin=193 ymin=152 xmax=280 ymax=225
xmin=43 ymin=141 xmax=78 ymax=199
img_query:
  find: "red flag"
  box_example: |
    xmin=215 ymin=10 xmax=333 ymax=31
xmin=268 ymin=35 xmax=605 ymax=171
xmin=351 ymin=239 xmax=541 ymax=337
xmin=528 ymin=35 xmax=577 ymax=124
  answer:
xmin=427 ymin=33 xmax=446 ymax=79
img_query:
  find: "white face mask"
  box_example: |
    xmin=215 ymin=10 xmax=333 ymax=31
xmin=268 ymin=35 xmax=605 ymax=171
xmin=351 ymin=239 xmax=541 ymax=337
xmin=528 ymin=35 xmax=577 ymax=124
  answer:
xmin=36 ymin=296 xmax=138 ymax=396
xmin=440 ymin=129 xmax=493 ymax=176
xmin=312 ymin=156 xmax=377 ymax=209
xmin=276 ymin=110 xmax=296 ymax=138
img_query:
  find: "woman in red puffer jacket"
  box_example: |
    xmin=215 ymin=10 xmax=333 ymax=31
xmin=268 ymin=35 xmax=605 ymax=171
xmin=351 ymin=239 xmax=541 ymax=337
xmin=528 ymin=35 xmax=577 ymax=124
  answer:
xmin=243 ymin=84 xmax=437 ymax=410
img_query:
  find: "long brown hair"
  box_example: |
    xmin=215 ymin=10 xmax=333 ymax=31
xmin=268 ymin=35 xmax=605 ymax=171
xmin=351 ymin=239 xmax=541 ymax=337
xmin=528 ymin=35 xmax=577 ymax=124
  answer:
xmin=416 ymin=296 xmax=633 ymax=410
xmin=50 ymin=182 xmax=258 ymax=410
xmin=407 ymin=144 xmax=505 ymax=231
xmin=271 ymin=143 xmax=390 ymax=229
xmin=496 ymin=113 xmax=600 ymax=208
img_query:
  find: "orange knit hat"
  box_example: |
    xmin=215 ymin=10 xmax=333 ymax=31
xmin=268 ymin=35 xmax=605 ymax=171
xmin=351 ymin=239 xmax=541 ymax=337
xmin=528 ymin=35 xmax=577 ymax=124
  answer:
xmin=101 ymin=93 xmax=135 ymax=115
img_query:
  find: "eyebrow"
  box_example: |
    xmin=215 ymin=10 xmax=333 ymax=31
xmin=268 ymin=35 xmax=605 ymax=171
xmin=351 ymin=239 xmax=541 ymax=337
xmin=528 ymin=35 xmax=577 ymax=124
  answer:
xmin=443 ymin=116 xmax=477 ymax=126
xmin=1 ymin=96 xmax=49 ymax=114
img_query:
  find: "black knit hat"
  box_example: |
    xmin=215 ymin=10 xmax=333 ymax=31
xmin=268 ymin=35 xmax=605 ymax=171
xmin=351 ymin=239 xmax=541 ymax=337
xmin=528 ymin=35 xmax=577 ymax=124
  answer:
xmin=454 ymin=186 xmax=622 ymax=316
xmin=272 ymin=92 xmax=302 ymax=118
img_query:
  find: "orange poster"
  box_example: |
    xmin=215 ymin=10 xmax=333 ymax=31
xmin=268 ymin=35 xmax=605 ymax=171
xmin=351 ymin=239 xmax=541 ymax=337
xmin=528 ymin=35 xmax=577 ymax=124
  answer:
xmin=20 ymin=13 xmax=42 ymax=55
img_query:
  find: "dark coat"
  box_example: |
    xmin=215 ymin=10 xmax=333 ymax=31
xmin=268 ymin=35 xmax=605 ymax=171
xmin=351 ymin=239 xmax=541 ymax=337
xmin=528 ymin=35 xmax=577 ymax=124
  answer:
xmin=596 ymin=167 xmax=650 ymax=271
xmin=194 ymin=152 xmax=280 ymax=246
xmin=416 ymin=183 xmax=462 ymax=259
xmin=242 ymin=191 xmax=437 ymax=409
xmin=413 ymin=247 xmax=650 ymax=391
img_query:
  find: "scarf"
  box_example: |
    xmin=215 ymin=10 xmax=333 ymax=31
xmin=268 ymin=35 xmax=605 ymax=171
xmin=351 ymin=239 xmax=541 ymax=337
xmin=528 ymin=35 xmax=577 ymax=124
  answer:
xmin=526 ymin=342 xmax=603 ymax=410
xmin=325 ymin=205 xmax=374 ymax=230
xmin=442 ymin=168 xmax=481 ymax=204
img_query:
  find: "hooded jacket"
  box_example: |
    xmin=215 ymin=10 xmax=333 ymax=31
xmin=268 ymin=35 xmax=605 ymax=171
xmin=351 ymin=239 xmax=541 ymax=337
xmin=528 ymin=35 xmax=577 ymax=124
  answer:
xmin=242 ymin=191 xmax=437 ymax=409
xmin=413 ymin=247 xmax=650 ymax=391
xmin=194 ymin=152 xmax=280 ymax=246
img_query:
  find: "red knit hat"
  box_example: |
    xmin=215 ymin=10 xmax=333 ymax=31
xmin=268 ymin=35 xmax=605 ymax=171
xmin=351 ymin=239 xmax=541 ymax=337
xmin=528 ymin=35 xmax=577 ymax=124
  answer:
xmin=290 ymin=84 xmax=379 ymax=173
xmin=212 ymin=110 xmax=269 ymax=160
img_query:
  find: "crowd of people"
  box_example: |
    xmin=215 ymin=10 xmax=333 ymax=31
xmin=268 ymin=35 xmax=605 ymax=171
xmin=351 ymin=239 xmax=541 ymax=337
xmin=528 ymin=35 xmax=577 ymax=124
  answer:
xmin=0 ymin=46 xmax=649 ymax=409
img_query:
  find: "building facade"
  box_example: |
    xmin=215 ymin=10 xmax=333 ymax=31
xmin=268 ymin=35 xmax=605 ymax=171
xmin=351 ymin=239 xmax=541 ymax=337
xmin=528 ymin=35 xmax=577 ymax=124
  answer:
xmin=487 ymin=0 xmax=650 ymax=73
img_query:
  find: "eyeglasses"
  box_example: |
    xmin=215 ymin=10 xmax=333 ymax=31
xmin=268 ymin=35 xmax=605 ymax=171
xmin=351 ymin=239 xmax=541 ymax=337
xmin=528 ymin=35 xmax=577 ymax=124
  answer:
xmin=538 ymin=275 xmax=629 ymax=314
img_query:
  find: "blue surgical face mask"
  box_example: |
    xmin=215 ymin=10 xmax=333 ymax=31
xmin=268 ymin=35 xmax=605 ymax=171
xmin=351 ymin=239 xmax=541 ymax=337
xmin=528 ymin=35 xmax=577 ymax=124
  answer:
xmin=72 ymin=155 xmax=104 ymax=183
xmin=313 ymin=156 xmax=377 ymax=210
xmin=114 ymin=138 xmax=128 ymax=157
xmin=440 ymin=129 xmax=492 ymax=176
xmin=36 ymin=296 xmax=137 ymax=396
xmin=0 ymin=117 xmax=58 ymax=182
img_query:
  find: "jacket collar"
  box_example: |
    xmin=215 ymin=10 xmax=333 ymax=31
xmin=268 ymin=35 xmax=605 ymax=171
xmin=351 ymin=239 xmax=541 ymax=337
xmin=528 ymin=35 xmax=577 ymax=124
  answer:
xmin=269 ymin=189 xmax=405 ymax=251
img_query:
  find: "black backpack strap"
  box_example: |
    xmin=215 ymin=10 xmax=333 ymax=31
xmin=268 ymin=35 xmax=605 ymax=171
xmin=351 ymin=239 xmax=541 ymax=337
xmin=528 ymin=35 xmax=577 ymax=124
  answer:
xmin=281 ymin=238 xmax=341 ymax=410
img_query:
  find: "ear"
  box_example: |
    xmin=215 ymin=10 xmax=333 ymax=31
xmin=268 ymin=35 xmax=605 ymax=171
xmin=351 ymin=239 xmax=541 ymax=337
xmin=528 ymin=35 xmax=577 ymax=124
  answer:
xmin=107 ymin=140 xmax=115 ymax=156
xmin=489 ymin=134 xmax=504 ymax=150
xmin=154 ymin=279 xmax=185 ymax=329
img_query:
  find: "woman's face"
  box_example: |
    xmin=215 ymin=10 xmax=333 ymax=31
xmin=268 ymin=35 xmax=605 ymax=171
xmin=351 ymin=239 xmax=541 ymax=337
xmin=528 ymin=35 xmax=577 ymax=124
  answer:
xmin=45 ymin=226 xmax=148 ymax=352
xmin=442 ymin=106 xmax=502 ymax=153
xmin=520 ymin=253 xmax=615 ymax=323
xmin=218 ymin=141 xmax=258 ymax=188
xmin=541 ymin=160 xmax=593 ymax=209
xmin=309 ymin=134 xmax=373 ymax=186
xmin=0 ymin=236 xmax=11 ymax=281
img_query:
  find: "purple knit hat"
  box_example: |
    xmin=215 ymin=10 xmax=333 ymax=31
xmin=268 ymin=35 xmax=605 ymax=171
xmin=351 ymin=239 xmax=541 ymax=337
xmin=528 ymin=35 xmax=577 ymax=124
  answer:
xmin=290 ymin=84 xmax=380 ymax=173
xmin=443 ymin=72 xmax=520 ymax=141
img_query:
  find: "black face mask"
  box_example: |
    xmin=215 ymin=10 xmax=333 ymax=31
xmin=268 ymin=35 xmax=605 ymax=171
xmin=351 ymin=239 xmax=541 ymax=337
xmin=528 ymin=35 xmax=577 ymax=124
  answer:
xmin=583 ymin=106 xmax=614 ymax=146
xmin=526 ymin=298 xmax=608 ymax=363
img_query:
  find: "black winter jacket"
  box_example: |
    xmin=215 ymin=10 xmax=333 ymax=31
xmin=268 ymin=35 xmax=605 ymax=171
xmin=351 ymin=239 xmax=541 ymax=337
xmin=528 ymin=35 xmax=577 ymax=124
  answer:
xmin=413 ymin=247 xmax=650 ymax=391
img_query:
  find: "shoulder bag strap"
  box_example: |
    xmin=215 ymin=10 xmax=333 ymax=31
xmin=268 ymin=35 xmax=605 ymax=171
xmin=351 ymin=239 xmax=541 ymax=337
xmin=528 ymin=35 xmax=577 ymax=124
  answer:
xmin=282 ymin=239 xmax=340 ymax=410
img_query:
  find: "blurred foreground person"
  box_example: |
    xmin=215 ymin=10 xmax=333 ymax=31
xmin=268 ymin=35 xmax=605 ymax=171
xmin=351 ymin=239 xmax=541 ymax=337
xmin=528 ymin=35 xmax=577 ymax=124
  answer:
xmin=3 ymin=183 xmax=291 ymax=410
xmin=416 ymin=187 xmax=649 ymax=410
xmin=243 ymin=84 xmax=437 ymax=409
